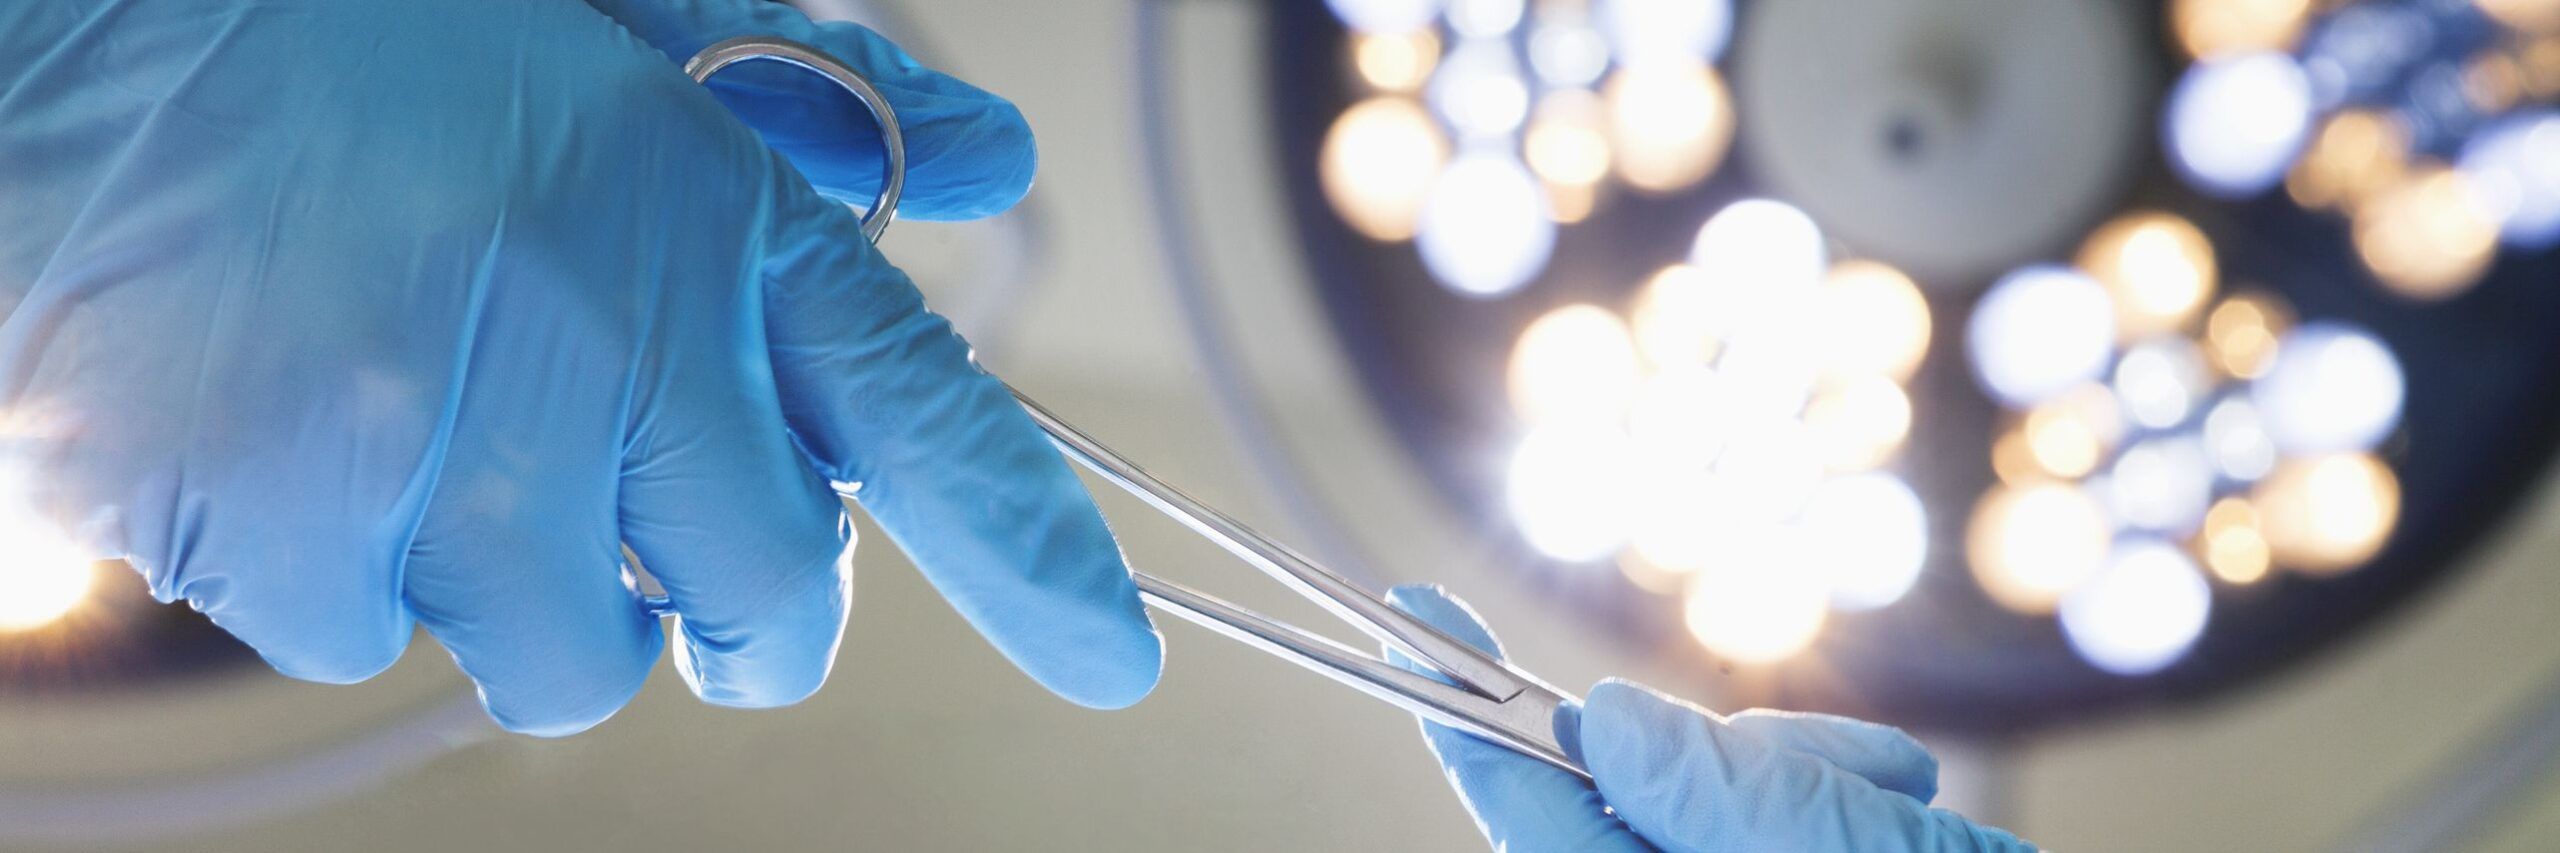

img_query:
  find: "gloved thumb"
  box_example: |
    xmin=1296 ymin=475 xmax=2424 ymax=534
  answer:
xmin=583 ymin=0 xmax=1035 ymax=220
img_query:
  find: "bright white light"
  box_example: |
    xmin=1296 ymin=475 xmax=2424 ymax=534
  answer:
xmin=1508 ymin=304 xmax=1643 ymax=423
xmin=1428 ymin=40 xmax=1532 ymax=140
xmin=1327 ymin=0 xmax=1442 ymax=34
xmin=1506 ymin=423 xmax=1637 ymax=561
xmin=1630 ymin=264 xmax=1735 ymax=367
xmin=2166 ymin=52 xmax=2313 ymax=197
xmin=1801 ymin=376 xmax=1912 ymax=472
xmin=1683 ymin=531 xmax=1828 ymax=664
xmin=2061 ymin=540 xmax=2212 ymax=675
xmin=0 ymin=521 xmax=95 ymax=632
xmin=1800 ymin=474 xmax=1929 ymax=610
xmin=1626 ymin=365 xmax=1734 ymax=471
xmin=1597 ymin=0 xmax=1733 ymax=66
xmin=2203 ymin=396 xmax=2278 ymax=482
xmin=1711 ymin=421 xmax=1825 ymax=523
xmin=1691 ymin=199 xmax=1828 ymax=290
xmin=1628 ymin=473 xmax=1733 ymax=573
xmin=1320 ymin=97 xmax=1449 ymax=242
xmin=1815 ymin=260 xmax=1933 ymax=384
xmin=2113 ymin=338 xmax=2211 ymax=429
xmin=2458 ymin=110 xmax=2560 ymax=249
xmin=1445 ymin=0 xmax=1525 ymax=38
xmin=2251 ymin=322 xmax=2404 ymax=453
xmin=1529 ymin=21 xmax=1610 ymax=87
xmin=1418 ymin=151 xmax=1555 ymax=297
xmin=2110 ymin=436 xmax=2215 ymax=534
xmin=1718 ymin=318 xmax=1824 ymax=419
xmin=1604 ymin=61 xmax=1734 ymax=192
xmin=1966 ymin=266 xmax=2118 ymax=406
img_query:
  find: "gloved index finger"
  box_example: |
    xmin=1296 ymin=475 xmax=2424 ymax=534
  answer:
xmin=586 ymin=0 xmax=1035 ymax=221
xmin=1724 ymin=709 xmax=1942 ymax=804
xmin=1384 ymin=585 xmax=1652 ymax=853
xmin=757 ymin=177 xmax=1160 ymax=711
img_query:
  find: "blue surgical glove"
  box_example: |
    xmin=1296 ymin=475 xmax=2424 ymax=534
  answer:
xmin=0 ymin=0 xmax=1161 ymax=735
xmin=1385 ymin=586 xmax=2036 ymax=853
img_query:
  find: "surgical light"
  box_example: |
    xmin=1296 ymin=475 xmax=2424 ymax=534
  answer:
xmin=2352 ymin=165 xmax=2501 ymax=299
xmin=1352 ymin=30 xmax=1440 ymax=92
xmin=1417 ymin=150 xmax=1554 ymax=296
xmin=1801 ymin=473 xmax=1928 ymax=611
xmin=1966 ymin=266 xmax=2117 ymax=406
xmin=1683 ymin=543 xmax=1828 ymax=665
xmin=2251 ymin=322 xmax=2405 ymax=454
xmin=1690 ymin=198 xmax=1827 ymax=289
xmin=2255 ymin=452 xmax=2401 ymax=573
xmin=0 ymin=543 xmax=93 ymax=633
xmin=1319 ymin=97 xmax=1448 ymax=242
xmin=2109 ymin=436 xmax=2216 ymax=535
xmin=1594 ymin=0 xmax=1732 ymax=67
xmin=1968 ymin=482 xmax=2112 ymax=615
xmin=2112 ymin=338 xmax=2211 ymax=431
xmin=1325 ymin=0 xmax=1442 ymax=35
xmin=1814 ymin=260 xmax=1932 ymax=384
xmin=2078 ymin=211 xmax=2217 ymax=340
xmin=2166 ymin=52 xmax=2314 ymax=197
xmin=2458 ymin=110 xmax=2560 ymax=248
xmin=1604 ymin=61 xmax=1734 ymax=194
xmin=1505 ymin=423 xmax=1637 ymax=561
xmin=1427 ymin=40 xmax=1531 ymax=140
xmin=1507 ymin=303 xmax=1642 ymax=423
xmin=2060 ymin=540 xmax=2213 ymax=676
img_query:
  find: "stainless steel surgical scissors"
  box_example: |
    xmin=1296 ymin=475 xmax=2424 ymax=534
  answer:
xmin=680 ymin=36 xmax=1586 ymax=778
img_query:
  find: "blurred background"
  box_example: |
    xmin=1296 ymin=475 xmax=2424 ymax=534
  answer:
xmin=6 ymin=0 xmax=2560 ymax=849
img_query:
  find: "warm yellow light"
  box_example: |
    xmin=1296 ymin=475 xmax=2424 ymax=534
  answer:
xmin=2203 ymin=291 xmax=2291 ymax=379
xmin=1526 ymin=89 xmax=1613 ymax=188
xmin=1801 ymin=376 xmax=1911 ymax=472
xmin=2527 ymin=36 xmax=2560 ymax=98
xmin=1353 ymin=30 xmax=1441 ymax=92
xmin=1629 ymin=264 xmax=1730 ymax=368
xmin=1617 ymin=550 xmax=1693 ymax=595
xmin=2478 ymin=0 xmax=2560 ymax=35
xmin=2022 ymin=385 xmax=2124 ymax=480
xmin=1990 ymin=422 xmax=2045 ymax=486
xmin=2200 ymin=497 xmax=2273 ymax=584
xmin=1604 ymin=61 xmax=1735 ymax=193
xmin=2256 ymin=453 xmax=2400 ymax=574
xmin=0 ymin=526 xmax=96 ymax=632
xmin=1683 ymin=557 xmax=1828 ymax=665
xmin=2353 ymin=165 xmax=2500 ymax=300
xmin=2465 ymin=53 xmax=2527 ymax=115
xmin=2287 ymin=110 xmax=2412 ymax=212
xmin=2077 ymin=211 xmax=2216 ymax=340
xmin=1626 ymin=365 xmax=1732 ymax=472
xmin=1814 ymin=260 xmax=1932 ymax=384
xmin=1968 ymin=482 xmax=2112 ymax=614
xmin=2171 ymin=0 xmax=2313 ymax=58
xmin=1320 ymin=97 xmax=1450 ymax=242
xmin=1545 ymin=179 xmax=1599 ymax=224
xmin=1509 ymin=304 xmax=1644 ymax=423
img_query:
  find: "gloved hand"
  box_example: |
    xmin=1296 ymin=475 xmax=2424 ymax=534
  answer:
xmin=0 ymin=0 xmax=1161 ymax=735
xmin=1384 ymin=585 xmax=2036 ymax=853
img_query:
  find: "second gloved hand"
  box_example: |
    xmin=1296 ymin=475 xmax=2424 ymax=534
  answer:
xmin=1385 ymin=585 xmax=2036 ymax=853
xmin=0 ymin=0 xmax=1159 ymax=734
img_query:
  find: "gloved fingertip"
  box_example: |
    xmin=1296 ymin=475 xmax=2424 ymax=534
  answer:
xmin=1032 ymin=616 xmax=1165 ymax=710
xmin=1383 ymin=584 xmax=1503 ymax=658
xmin=1727 ymin=709 xmax=1943 ymax=804
xmin=481 ymin=629 xmax=664 ymax=739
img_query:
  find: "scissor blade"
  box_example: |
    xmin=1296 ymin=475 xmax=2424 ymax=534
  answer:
xmin=1133 ymin=570 xmax=1588 ymax=779
xmin=1013 ymin=387 xmax=1547 ymax=705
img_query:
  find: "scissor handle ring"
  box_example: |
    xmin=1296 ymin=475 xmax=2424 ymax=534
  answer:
xmin=684 ymin=36 xmax=907 ymax=245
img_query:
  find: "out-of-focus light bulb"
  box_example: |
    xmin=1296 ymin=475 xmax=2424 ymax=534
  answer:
xmin=2287 ymin=109 xmax=2411 ymax=211
xmin=1617 ymin=550 xmax=1693 ymax=595
xmin=1800 ymin=473 xmax=1929 ymax=610
xmin=1684 ymin=540 xmax=1827 ymax=664
xmin=1800 ymin=376 xmax=1911 ymax=472
xmin=2202 ymin=395 xmax=2279 ymax=482
xmin=1445 ymin=0 xmax=1525 ymax=38
xmin=2166 ymin=52 xmax=2313 ymax=197
xmin=2478 ymin=0 xmax=2560 ymax=35
xmin=1529 ymin=19 xmax=1610 ymax=87
xmin=1321 ymin=97 xmax=1449 ymax=242
xmin=2201 ymin=497 xmax=2273 ymax=584
xmin=2113 ymin=338 xmax=2211 ymax=430
xmin=1712 ymin=421 xmax=1825 ymax=523
xmin=1353 ymin=30 xmax=1441 ymax=92
xmin=2252 ymin=321 xmax=2404 ymax=453
xmin=2077 ymin=211 xmax=2216 ymax=340
xmin=1627 ymin=473 xmax=1730 ymax=573
xmin=1327 ymin=0 xmax=1442 ymax=34
xmin=2204 ymin=292 xmax=2291 ymax=379
xmin=1429 ymin=39 xmax=1532 ymax=140
xmin=1691 ymin=199 xmax=1827 ymax=289
xmin=1605 ymin=62 xmax=1735 ymax=193
xmin=1526 ymin=90 xmax=1613 ymax=190
xmin=1626 ymin=365 xmax=1734 ymax=472
xmin=1507 ymin=423 xmax=1638 ymax=561
xmin=2022 ymin=385 xmax=2125 ymax=480
xmin=1969 ymin=482 xmax=2113 ymax=614
xmin=2171 ymin=0 xmax=2313 ymax=59
xmin=2353 ymin=165 xmax=2500 ymax=299
xmin=1418 ymin=151 xmax=1555 ymax=296
xmin=2255 ymin=452 xmax=2400 ymax=573
xmin=2110 ymin=436 xmax=2215 ymax=535
xmin=1597 ymin=0 xmax=1734 ymax=66
xmin=1967 ymin=266 xmax=2117 ymax=406
xmin=2061 ymin=539 xmax=2212 ymax=675
xmin=1509 ymin=304 xmax=1643 ymax=423
xmin=0 ymin=524 xmax=95 ymax=633
xmin=1630 ymin=264 xmax=1731 ymax=367
xmin=1814 ymin=260 xmax=1932 ymax=384
xmin=2459 ymin=110 xmax=2560 ymax=249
